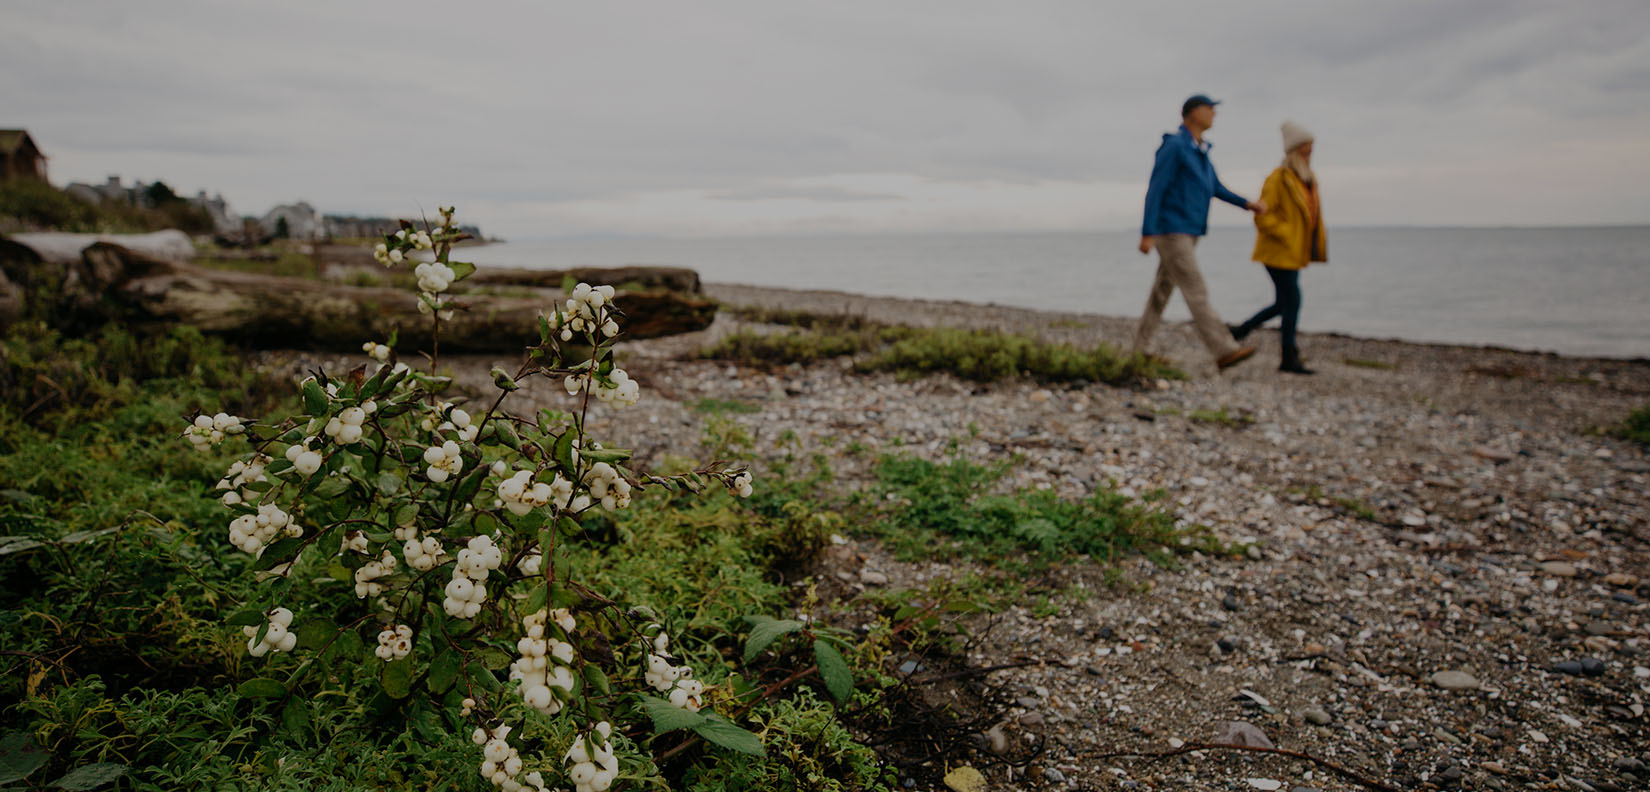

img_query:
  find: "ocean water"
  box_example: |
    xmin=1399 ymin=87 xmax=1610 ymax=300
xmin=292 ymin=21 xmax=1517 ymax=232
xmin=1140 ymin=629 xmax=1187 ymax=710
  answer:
xmin=461 ymin=226 xmax=1650 ymax=359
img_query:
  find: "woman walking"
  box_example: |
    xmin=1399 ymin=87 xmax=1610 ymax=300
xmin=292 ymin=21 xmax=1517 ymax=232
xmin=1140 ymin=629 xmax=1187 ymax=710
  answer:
xmin=1231 ymin=121 xmax=1327 ymax=374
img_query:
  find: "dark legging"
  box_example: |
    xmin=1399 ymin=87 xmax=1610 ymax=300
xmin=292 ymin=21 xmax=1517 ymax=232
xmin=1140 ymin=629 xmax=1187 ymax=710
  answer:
xmin=1238 ymin=267 xmax=1302 ymax=349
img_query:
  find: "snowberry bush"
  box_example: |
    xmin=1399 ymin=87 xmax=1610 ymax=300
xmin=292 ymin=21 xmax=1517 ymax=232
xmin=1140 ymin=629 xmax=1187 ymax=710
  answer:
xmin=186 ymin=207 xmax=763 ymax=791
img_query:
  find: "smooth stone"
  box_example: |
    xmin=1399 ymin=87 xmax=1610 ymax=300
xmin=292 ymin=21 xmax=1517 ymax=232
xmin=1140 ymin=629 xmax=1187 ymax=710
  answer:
xmin=1435 ymin=727 xmax=1462 ymax=745
xmin=859 ymin=569 xmax=890 ymax=586
xmin=1554 ymin=660 xmax=1585 ymax=675
xmin=1585 ymin=621 xmax=1613 ymax=636
xmin=1223 ymin=593 xmax=1241 ymax=611
xmin=986 ymin=725 xmax=1008 ymax=755
xmin=1580 ymin=657 xmax=1606 ymax=676
xmin=1482 ymin=761 xmax=1508 ymax=775
xmin=1210 ymin=720 xmax=1274 ymax=749
xmin=1044 ymin=768 xmax=1066 ymax=783
xmin=1303 ymin=708 xmax=1332 ymax=726
xmin=1541 ymin=561 xmax=1579 ymax=577
xmin=1430 ymin=670 xmax=1480 ymax=690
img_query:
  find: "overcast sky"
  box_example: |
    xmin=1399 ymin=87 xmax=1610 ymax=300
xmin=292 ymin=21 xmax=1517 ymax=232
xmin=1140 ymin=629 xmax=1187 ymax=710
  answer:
xmin=4 ymin=1 xmax=1648 ymax=238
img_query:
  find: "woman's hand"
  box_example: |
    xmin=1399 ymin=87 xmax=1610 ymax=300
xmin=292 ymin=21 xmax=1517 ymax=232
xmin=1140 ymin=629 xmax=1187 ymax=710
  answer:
xmin=1247 ymin=199 xmax=1269 ymax=215
xmin=1138 ymin=236 xmax=1157 ymax=255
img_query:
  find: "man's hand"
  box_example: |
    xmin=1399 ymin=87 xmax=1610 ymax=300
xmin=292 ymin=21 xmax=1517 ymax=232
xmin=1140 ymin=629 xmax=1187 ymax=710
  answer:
xmin=1138 ymin=236 xmax=1156 ymax=255
xmin=1247 ymin=200 xmax=1269 ymax=215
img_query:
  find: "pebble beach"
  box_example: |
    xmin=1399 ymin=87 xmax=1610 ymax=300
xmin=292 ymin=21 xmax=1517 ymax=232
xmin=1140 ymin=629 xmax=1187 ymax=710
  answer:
xmin=412 ymin=282 xmax=1650 ymax=791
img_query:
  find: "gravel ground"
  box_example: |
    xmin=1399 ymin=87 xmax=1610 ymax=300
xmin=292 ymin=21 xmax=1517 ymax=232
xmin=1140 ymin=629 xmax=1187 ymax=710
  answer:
xmin=292 ymin=282 xmax=1650 ymax=791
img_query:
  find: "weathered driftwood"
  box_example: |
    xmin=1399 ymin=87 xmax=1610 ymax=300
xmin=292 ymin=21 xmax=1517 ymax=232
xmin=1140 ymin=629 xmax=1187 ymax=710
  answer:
xmin=465 ymin=265 xmax=701 ymax=294
xmin=0 ymin=236 xmax=717 ymax=351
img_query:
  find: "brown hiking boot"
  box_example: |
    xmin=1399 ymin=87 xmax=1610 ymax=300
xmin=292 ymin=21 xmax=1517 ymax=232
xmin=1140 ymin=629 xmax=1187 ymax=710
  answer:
xmin=1216 ymin=345 xmax=1257 ymax=370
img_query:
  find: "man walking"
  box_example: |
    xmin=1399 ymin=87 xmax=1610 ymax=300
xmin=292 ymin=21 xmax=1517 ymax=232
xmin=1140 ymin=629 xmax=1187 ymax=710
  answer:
xmin=1133 ymin=94 xmax=1265 ymax=370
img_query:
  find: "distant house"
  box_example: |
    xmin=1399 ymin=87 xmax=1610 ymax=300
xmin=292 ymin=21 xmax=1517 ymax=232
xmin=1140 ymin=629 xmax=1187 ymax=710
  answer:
xmin=259 ymin=201 xmax=326 ymax=240
xmin=190 ymin=190 xmax=242 ymax=234
xmin=65 ymin=175 xmax=138 ymax=205
xmin=0 ymin=130 xmax=48 ymax=183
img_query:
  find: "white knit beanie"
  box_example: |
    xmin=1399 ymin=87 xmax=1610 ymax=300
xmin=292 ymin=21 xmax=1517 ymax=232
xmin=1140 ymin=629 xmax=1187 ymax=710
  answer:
xmin=1281 ymin=120 xmax=1314 ymax=153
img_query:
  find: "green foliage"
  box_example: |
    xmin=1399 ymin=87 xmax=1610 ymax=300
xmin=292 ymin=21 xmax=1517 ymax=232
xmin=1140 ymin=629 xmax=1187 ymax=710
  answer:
xmin=1342 ymin=357 xmax=1398 ymax=370
xmin=0 ymin=321 xmax=280 ymax=432
xmin=862 ymin=452 xmax=1230 ymax=567
xmin=0 ymin=180 xmax=212 ymax=233
xmin=681 ymin=689 xmax=895 ymax=792
xmin=701 ymin=323 xmax=1181 ymax=386
xmin=0 ymin=180 xmax=97 ymax=230
xmin=856 ymin=326 xmax=1178 ymax=385
xmin=690 ymin=398 xmax=761 ymax=415
xmin=1616 ymin=404 xmax=1650 ymax=445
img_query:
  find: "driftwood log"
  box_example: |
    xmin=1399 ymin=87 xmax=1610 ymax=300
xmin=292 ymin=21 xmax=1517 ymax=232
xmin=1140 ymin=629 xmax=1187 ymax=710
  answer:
xmin=0 ymin=235 xmax=717 ymax=352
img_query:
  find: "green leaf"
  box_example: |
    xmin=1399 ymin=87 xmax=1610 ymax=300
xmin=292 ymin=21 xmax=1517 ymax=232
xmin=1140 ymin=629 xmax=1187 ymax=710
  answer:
xmin=454 ymin=467 xmax=487 ymax=506
xmin=0 ymin=537 xmax=44 ymax=556
xmin=50 ymin=762 xmax=127 ymax=790
xmin=302 ymin=379 xmax=327 ymax=415
xmin=329 ymin=626 xmax=364 ymax=662
xmin=393 ymin=503 xmax=418 ymax=528
xmin=312 ymin=476 xmax=348 ymax=499
xmin=59 ymin=528 xmax=119 ymax=544
xmin=813 ymin=639 xmax=853 ymax=705
xmin=236 ymin=678 xmax=286 ymax=699
xmin=692 ymin=715 xmax=767 ymax=756
xmin=468 ymin=664 xmax=500 ymax=691
xmin=381 ymin=658 xmax=415 ymax=699
xmin=742 ymin=615 xmax=805 ymax=664
xmin=375 ymin=472 xmax=401 ymax=496
xmin=581 ymin=664 xmax=611 ymax=696
xmin=265 ymin=458 xmax=294 ymax=475
xmin=253 ymin=538 xmax=304 ymax=571
xmin=294 ymin=618 xmax=337 ymax=651
xmin=428 ymin=651 xmax=461 ymax=693
xmin=639 ymin=696 xmax=707 ymax=734
xmin=480 ymin=648 xmax=512 ymax=671
xmin=552 ymin=431 xmax=576 ymax=475
xmin=225 ymin=609 xmax=265 ymax=627
xmin=279 ymin=699 xmax=310 ymax=737
xmin=240 ymin=480 xmax=273 ymax=493
xmin=448 ymin=260 xmax=476 ymax=281
xmin=524 ymin=583 xmax=548 ymax=615
xmin=581 ymin=447 xmax=632 ymax=464
xmin=0 ymin=731 xmax=49 ymax=784
xmin=496 ymin=420 xmax=522 ymax=450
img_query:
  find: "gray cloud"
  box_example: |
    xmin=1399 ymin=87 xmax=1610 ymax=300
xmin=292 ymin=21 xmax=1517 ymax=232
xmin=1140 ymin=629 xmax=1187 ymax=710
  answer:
xmin=2 ymin=0 xmax=1647 ymax=236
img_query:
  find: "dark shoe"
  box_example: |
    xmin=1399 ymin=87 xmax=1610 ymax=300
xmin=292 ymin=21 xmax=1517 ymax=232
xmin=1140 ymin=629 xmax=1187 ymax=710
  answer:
xmin=1216 ymin=345 xmax=1256 ymax=370
xmin=1228 ymin=323 xmax=1253 ymax=342
xmin=1279 ymin=347 xmax=1315 ymax=375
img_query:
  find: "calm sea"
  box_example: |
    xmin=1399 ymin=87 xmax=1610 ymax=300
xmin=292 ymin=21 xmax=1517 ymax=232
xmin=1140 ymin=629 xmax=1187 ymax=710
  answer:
xmin=461 ymin=226 xmax=1650 ymax=359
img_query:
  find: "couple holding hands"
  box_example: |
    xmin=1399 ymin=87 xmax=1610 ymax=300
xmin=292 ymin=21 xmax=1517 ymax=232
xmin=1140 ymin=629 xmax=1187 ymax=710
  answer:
xmin=1133 ymin=94 xmax=1327 ymax=375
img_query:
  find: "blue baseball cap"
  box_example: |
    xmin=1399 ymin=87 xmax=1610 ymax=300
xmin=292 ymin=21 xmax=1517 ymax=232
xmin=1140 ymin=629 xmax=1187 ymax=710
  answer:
xmin=1181 ymin=94 xmax=1220 ymax=116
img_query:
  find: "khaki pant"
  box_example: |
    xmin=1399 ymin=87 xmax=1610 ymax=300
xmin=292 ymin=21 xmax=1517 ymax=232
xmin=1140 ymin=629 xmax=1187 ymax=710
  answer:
xmin=1131 ymin=234 xmax=1241 ymax=360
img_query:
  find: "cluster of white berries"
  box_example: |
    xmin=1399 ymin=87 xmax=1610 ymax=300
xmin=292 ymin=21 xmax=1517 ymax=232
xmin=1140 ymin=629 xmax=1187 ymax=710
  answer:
xmin=644 ymin=628 xmax=704 ymax=712
xmin=564 ymin=722 xmax=620 ymax=792
xmin=729 ymin=471 xmax=754 ymax=498
xmin=546 ymin=283 xmax=619 ymax=341
xmin=353 ymin=549 xmax=398 ymax=598
xmin=497 ymin=470 xmax=574 ymax=516
xmin=517 ymin=549 xmax=543 ymax=576
xmin=245 ymin=607 xmax=297 ymax=657
xmin=472 ymin=724 xmax=551 ymax=792
xmin=585 ymin=462 xmax=631 ymax=511
xmin=424 ymin=404 xmax=478 ymax=443
xmin=324 ymin=404 xmax=373 ymax=445
xmin=373 ymin=228 xmax=434 ymax=267
xmin=217 ymin=455 xmax=270 ymax=506
xmin=361 ymin=341 xmax=392 ymax=362
xmin=562 ymin=367 xmax=641 ymax=409
xmin=285 ymin=438 xmax=324 ymax=477
xmin=375 ymin=624 xmax=413 ymax=661
xmin=227 ymin=503 xmax=300 ymax=555
xmin=340 ymin=530 xmax=369 ymax=554
xmin=509 ymin=609 xmax=577 ymax=715
xmin=443 ymin=535 xmax=500 ymax=618
xmin=423 ymin=440 xmax=465 ymax=482
xmin=415 ymin=261 xmax=456 ymax=294
xmin=183 ymin=412 xmax=244 ymax=451
xmin=401 ymin=531 xmax=446 ymax=571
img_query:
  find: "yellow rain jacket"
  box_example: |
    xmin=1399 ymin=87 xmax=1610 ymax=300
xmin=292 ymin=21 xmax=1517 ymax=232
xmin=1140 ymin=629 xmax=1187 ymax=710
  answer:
xmin=1251 ymin=167 xmax=1327 ymax=270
